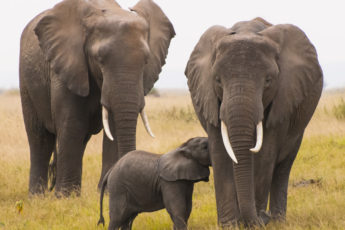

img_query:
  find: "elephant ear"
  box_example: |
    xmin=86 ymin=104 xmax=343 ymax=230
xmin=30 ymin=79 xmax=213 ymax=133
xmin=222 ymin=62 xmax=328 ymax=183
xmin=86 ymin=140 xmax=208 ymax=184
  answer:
xmin=185 ymin=26 xmax=230 ymax=127
xmin=158 ymin=149 xmax=210 ymax=182
xmin=260 ymin=24 xmax=323 ymax=127
xmin=34 ymin=0 xmax=89 ymax=97
xmin=130 ymin=0 xmax=175 ymax=95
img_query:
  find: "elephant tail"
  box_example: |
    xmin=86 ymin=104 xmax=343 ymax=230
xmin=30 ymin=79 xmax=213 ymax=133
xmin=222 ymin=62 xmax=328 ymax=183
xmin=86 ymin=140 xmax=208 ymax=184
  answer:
xmin=97 ymin=168 xmax=111 ymax=226
xmin=48 ymin=147 xmax=57 ymax=191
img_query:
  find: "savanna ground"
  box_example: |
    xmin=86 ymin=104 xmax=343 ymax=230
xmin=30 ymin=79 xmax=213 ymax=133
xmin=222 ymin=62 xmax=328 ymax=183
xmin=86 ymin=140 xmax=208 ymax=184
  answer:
xmin=0 ymin=89 xmax=345 ymax=230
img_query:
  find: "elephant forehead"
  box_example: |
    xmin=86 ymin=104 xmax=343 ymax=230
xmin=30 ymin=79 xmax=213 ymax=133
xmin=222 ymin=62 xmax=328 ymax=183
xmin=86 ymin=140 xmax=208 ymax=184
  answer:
xmin=214 ymin=35 xmax=278 ymax=73
xmin=218 ymin=34 xmax=277 ymax=56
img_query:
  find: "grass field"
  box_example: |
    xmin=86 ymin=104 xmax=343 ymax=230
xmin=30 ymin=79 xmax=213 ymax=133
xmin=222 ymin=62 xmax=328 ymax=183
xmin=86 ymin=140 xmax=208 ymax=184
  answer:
xmin=0 ymin=89 xmax=345 ymax=229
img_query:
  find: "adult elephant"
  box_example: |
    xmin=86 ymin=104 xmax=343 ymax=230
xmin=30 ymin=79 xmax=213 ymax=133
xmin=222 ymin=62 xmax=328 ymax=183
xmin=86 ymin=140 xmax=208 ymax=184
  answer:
xmin=19 ymin=0 xmax=175 ymax=196
xmin=185 ymin=18 xmax=322 ymax=226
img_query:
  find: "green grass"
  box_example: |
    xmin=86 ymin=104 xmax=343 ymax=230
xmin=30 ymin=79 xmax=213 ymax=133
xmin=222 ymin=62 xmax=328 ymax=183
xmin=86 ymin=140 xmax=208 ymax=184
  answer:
xmin=1 ymin=91 xmax=345 ymax=229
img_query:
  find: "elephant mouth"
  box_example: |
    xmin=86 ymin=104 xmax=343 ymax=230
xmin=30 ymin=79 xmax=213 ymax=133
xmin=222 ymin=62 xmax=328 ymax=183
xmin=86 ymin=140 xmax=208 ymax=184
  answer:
xmin=102 ymin=105 xmax=155 ymax=141
xmin=220 ymin=120 xmax=263 ymax=163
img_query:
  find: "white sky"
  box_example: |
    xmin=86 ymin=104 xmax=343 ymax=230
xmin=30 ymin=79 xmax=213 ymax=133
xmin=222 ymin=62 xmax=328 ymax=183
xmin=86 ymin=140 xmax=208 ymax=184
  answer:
xmin=1 ymin=0 xmax=344 ymax=90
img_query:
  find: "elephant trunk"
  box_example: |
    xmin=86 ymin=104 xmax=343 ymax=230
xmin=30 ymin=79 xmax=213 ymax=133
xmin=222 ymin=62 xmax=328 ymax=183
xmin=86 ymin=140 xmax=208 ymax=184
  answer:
xmin=111 ymin=90 xmax=139 ymax=157
xmin=221 ymin=84 xmax=264 ymax=225
xmin=226 ymin=116 xmax=258 ymax=224
xmin=101 ymin=71 xmax=141 ymax=157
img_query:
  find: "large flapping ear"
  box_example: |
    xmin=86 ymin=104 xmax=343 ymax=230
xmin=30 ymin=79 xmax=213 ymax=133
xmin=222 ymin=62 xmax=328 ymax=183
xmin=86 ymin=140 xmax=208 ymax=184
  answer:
xmin=158 ymin=149 xmax=210 ymax=182
xmin=185 ymin=26 xmax=230 ymax=127
xmin=130 ymin=0 xmax=175 ymax=95
xmin=260 ymin=24 xmax=323 ymax=127
xmin=35 ymin=0 xmax=89 ymax=97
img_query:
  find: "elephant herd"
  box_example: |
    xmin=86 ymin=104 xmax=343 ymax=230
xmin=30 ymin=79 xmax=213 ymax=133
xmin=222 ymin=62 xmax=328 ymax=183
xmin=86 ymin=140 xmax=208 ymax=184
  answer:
xmin=19 ymin=0 xmax=323 ymax=228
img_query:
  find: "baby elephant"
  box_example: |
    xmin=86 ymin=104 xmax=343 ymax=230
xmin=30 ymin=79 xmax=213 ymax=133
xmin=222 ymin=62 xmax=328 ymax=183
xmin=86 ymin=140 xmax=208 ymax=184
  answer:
xmin=98 ymin=137 xmax=210 ymax=230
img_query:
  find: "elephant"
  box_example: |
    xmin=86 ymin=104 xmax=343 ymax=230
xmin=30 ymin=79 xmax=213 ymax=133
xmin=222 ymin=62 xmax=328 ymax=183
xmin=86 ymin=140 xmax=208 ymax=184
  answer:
xmin=97 ymin=137 xmax=210 ymax=230
xmin=185 ymin=17 xmax=323 ymax=226
xmin=19 ymin=0 xmax=175 ymax=196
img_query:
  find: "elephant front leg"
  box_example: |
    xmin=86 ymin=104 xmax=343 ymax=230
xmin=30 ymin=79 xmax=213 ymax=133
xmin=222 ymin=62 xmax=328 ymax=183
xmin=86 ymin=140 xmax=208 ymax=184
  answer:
xmin=98 ymin=118 xmax=119 ymax=189
xmin=162 ymin=182 xmax=193 ymax=230
xmin=207 ymin=124 xmax=240 ymax=226
xmin=269 ymin=136 xmax=302 ymax=220
xmin=55 ymin=124 xmax=89 ymax=197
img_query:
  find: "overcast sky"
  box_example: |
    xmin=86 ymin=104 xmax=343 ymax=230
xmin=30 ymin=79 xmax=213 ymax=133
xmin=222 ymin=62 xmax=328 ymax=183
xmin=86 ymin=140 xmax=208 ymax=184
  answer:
xmin=1 ymin=0 xmax=344 ymax=90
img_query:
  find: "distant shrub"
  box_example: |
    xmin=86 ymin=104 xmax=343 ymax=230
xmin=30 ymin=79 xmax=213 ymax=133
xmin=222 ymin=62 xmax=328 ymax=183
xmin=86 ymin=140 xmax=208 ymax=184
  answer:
xmin=333 ymin=99 xmax=345 ymax=120
xmin=164 ymin=106 xmax=198 ymax=123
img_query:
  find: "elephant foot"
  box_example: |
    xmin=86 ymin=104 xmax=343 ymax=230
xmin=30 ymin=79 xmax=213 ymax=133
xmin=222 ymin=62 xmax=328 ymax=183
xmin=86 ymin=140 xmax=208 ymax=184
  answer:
xmin=270 ymin=213 xmax=286 ymax=222
xmin=29 ymin=185 xmax=46 ymax=195
xmin=219 ymin=219 xmax=240 ymax=229
xmin=55 ymin=184 xmax=81 ymax=198
xmin=258 ymin=210 xmax=271 ymax=225
xmin=233 ymin=211 xmax=271 ymax=229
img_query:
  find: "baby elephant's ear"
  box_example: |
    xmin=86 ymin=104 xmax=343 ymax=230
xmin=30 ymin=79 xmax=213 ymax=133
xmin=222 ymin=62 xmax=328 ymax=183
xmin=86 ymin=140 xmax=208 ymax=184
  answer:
xmin=158 ymin=150 xmax=210 ymax=182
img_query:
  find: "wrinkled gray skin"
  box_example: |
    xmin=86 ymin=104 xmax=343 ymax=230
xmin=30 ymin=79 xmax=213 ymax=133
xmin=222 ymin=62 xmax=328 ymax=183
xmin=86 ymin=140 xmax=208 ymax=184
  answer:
xmin=185 ymin=18 xmax=323 ymax=227
xmin=19 ymin=0 xmax=175 ymax=196
xmin=98 ymin=137 xmax=210 ymax=230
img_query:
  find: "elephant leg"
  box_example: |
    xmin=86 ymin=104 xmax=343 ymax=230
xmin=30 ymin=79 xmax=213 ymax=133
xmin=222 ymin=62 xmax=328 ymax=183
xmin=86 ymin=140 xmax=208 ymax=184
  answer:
xmin=269 ymin=136 xmax=302 ymax=220
xmin=253 ymin=156 xmax=275 ymax=226
xmin=21 ymin=89 xmax=55 ymax=194
xmin=207 ymin=124 xmax=240 ymax=226
xmin=254 ymin=137 xmax=279 ymax=214
xmin=54 ymin=121 xmax=89 ymax=196
xmin=254 ymin=159 xmax=275 ymax=213
xmin=162 ymin=182 xmax=193 ymax=230
xmin=99 ymin=118 xmax=119 ymax=189
xmin=120 ymin=214 xmax=137 ymax=230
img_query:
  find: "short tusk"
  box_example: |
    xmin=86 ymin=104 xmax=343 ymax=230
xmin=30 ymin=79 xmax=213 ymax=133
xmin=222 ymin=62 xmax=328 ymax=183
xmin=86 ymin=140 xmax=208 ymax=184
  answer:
xmin=221 ymin=121 xmax=238 ymax=164
xmin=102 ymin=106 xmax=114 ymax=141
xmin=140 ymin=109 xmax=155 ymax=138
xmin=250 ymin=121 xmax=263 ymax=153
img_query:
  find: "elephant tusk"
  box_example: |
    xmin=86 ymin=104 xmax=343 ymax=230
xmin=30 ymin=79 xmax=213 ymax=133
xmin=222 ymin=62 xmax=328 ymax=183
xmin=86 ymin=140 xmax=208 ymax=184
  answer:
xmin=140 ymin=109 xmax=155 ymax=138
xmin=221 ymin=121 xmax=238 ymax=164
xmin=250 ymin=121 xmax=263 ymax=153
xmin=102 ymin=106 xmax=114 ymax=141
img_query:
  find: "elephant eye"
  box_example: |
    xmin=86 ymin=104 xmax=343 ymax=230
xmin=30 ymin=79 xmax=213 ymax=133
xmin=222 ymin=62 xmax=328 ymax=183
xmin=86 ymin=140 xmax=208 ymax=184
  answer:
xmin=265 ymin=76 xmax=272 ymax=88
xmin=215 ymin=75 xmax=221 ymax=83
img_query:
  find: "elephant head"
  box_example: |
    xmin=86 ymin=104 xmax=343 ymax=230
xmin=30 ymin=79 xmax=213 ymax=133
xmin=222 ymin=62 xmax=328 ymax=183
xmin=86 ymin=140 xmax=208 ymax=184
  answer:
xmin=185 ymin=18 xmax=322 ymax=224
xmin=34 ymin=0 xmax=175 ymax=155
xmin=158 ymin=137 xmax=210 ymax=182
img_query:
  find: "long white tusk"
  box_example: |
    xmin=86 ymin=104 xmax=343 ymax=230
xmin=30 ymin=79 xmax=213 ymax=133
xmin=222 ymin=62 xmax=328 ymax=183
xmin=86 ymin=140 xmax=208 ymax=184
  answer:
xmin=250 ymin=121 xmax=263 ymax=153
xmin=140 ymin=109 xmax=155 ymax=138
xmin=102 ymin=106 xmax=114 ymax=141
xmin=221 ymin=121 xmax=238 ymax=164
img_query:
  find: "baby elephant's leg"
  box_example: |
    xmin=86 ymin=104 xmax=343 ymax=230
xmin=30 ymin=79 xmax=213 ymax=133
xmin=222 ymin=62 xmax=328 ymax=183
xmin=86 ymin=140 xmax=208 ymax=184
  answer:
xmin=120 ymin=214 xmax=137 ymax=230
xmin=162 ymin=181 xmax=194 ymax=230
xmin=108 ymin=192 xmax=134 ymax=230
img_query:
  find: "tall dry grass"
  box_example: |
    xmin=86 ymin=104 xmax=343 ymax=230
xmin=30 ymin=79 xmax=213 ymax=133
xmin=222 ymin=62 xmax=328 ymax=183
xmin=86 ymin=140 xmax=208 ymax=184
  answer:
xmin=0 ymin=89 xmax=344 ymax=229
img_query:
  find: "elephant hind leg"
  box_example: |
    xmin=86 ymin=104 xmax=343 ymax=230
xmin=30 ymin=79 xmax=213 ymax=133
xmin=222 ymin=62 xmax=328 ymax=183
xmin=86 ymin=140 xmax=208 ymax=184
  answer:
xmin=21 ymin=90 xmax=55 ymax=194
